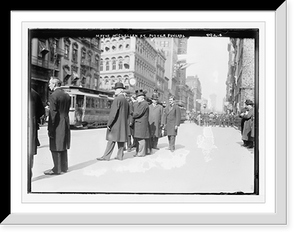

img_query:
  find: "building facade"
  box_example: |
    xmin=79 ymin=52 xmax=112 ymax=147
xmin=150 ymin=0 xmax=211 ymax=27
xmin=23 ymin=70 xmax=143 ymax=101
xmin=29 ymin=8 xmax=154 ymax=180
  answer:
xmin=226 ymin=38 xmax=255 ymax=113
xmin=30 ymin=37 xmax=101 ymax=104
xmin=153 ymin=38 xmax=179 ymax=97
xmin=186 ymin=75 xmax=202 ymax=113
xmin=99 ymin=36 xmax=158 ymax=98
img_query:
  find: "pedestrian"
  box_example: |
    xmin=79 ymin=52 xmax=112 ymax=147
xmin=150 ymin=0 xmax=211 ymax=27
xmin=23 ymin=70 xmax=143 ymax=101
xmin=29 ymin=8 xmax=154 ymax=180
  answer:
xmin=148 ymin=94 xmax=164 ymax=150
xmin=45 ymin=77 xmax=71 ymax=175
xmin=97 ymin=82 xmax=129 ymax=161
xmin=132 ymin=89 xmax=150 ymax=157
xmin=44 ymin=101 xmax=50 ymax=124
xmin=196 ymin=113 xmax=201 ymax=126
xmin=29 ymin=88 xmax=45 ymax=190
xmin=164 ymin=96 xmax=181 ymax=152
xmin=239 ymin=107 xmax=249 ymax=136
xmin=126 ymin=93 xmax=136 ymax=152
xmin=240 ymin=99 xmax=254 ymax=148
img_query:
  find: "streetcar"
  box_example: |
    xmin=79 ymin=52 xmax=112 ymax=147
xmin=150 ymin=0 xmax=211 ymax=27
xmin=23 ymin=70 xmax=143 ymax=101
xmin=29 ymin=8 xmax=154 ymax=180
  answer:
xmin=60 ymin=86 xmax=114 ymax=129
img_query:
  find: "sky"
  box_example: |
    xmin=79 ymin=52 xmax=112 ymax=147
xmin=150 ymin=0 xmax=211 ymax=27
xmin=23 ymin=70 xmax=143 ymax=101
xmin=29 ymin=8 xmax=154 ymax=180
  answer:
xmin=186 ymin=37 xmax=230 ymax=111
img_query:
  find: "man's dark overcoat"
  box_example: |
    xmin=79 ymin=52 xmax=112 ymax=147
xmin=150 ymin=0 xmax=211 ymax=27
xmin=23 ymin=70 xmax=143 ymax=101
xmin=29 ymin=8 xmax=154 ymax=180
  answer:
xmin=242 ymin=107 xmax=254 ymax=141
xmin=148 ymin=104 xmax=164 ymax=138
xmin=30 ymin=88 xmax=45 ymax=155
xmin=133 ymin=100 xmax=150 ymax=139
xmin=106 ymin=94 xmax=129 ymax=142
xmin=164 ymin=104 xmax=181 ymax=136
xmin=48 ymin=88 xmax=71 ymax=151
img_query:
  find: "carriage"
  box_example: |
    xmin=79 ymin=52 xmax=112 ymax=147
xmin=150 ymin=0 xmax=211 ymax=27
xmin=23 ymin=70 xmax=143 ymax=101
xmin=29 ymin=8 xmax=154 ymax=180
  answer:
xmin=60 ymin=86 xmax=114 ymax=129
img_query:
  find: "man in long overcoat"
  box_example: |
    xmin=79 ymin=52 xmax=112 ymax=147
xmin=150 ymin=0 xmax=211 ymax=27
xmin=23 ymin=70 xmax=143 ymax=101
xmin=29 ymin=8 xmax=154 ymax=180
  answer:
xmin=98 ymin=82 xmax=129 ymax=161
xmin=45 ymin=77 xmax=71 ymax=175
xmin=126 ymin=93 xmax=136 ymax=152
xmin=148 ymin=94 xmax=164 ymax=150
xmin=29 ymin=88 xmax=45 ymax=189
xmin=240 ymin=99 xmax=254 ymax=148
xmin=132 ymin=89 xmax=150 ymax=157
xmin=164 ymin=96 xmax=181 ymax=152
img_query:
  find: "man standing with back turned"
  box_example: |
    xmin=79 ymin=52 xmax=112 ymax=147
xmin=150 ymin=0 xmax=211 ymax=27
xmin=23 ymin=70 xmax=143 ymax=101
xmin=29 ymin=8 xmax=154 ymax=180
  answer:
xmin=97 ymin=82 xmax=129 ymax=161
xmin=45 ymin=77 xmax=71 ymax=175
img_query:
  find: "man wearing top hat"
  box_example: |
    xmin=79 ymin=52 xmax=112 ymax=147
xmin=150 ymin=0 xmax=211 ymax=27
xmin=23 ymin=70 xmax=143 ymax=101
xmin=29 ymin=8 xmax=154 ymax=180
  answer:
xmin=148 ymin=94 xmax=164 ymax=150
xmin=240 ymin=99 xmax=254 ymax=148
xmin=132 ymin=89 xmax=150 ymax=157
xmin=97 ymin=82 xmax=129 ymax=161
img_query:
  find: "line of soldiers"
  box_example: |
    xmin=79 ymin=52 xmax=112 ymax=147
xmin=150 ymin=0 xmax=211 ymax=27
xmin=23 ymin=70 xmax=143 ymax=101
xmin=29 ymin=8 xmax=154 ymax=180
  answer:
xmin=191 ymin=112 xmax=236 ymax=127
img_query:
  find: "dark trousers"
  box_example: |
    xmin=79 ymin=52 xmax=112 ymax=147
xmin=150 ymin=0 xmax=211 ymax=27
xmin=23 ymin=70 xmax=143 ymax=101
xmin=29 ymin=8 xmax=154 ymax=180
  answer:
xmin=51 ymin=150 xmax=68 ymax=174
xmin=150 ymin=136 xmax=159 ymax=149
xmin=102 ymin=141 xmax=125 ymax=160
xmin=167 ymin=135 xmax=176 ymax=151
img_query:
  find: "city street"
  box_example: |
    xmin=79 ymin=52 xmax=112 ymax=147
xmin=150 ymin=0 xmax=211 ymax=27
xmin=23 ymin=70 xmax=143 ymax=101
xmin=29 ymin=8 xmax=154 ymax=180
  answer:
xmin=32 ymin=122 xmax=254 ymax=193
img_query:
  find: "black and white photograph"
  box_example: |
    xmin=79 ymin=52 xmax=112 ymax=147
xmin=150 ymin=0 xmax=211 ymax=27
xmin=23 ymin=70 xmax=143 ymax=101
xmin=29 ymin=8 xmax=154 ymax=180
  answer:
xmin=5 ymin=4 xmax=291 ymax=228
xmin=28 ymin=28 xmax=259 ymax=195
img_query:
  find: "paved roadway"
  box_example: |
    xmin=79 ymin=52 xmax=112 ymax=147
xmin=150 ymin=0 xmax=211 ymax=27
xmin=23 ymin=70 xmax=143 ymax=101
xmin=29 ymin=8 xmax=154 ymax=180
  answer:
xmin=32 ymin=122 xmax=255 ymax=193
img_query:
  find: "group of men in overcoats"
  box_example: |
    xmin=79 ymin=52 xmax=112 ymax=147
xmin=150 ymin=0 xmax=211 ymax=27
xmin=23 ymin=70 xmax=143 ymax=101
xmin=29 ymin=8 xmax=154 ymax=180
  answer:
xmin=30 ymin=80 xmax=182 ymax=191
xmin=97 ymin=82 xmax=182 ymax=161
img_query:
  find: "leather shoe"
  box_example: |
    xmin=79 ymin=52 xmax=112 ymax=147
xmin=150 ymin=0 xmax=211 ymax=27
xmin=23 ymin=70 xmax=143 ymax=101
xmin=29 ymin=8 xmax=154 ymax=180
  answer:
xmin=44 ymin=170 xmax=60 ymax=175
xmin=97 ymin=157 xmax=110 ymax=161
xmin=113 ymin=157 xmax=123 ymax=161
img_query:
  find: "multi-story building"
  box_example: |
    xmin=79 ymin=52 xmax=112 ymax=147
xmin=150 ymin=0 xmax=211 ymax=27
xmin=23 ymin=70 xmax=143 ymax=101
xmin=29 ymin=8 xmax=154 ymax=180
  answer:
xmin=99 ymin=36 xmax=157 ymax=98
xmin=186 ymin=75 xmax=202 ymax=112
xmin=176 ymin=38 xmax=189 ymax=108
xmin=155 ymin=49 xmax=167 ymax=102
xmin=226 ymin=38 xmax=255 ymax=113
xmin=30 ymin=37 xmax=101 ymax=104
xmin=153 ymin=38 xmax=179 ymax=97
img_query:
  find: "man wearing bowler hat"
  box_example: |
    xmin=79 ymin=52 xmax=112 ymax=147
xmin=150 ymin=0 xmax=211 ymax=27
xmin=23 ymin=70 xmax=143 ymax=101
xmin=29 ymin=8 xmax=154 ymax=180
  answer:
xmin=132 ymin=89 xmax=150 ymax=157
xmin=97 ymin=82 xmax=129 ymax=161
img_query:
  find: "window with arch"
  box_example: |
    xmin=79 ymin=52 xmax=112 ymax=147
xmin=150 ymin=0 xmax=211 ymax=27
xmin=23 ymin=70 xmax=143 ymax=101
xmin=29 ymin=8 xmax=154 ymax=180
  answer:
xmin=100 ymin=58 xmax=103 ymax=71
xmin=124 ymin=55 xmax=130 ymax=69
xmin=81 ymin=47 xmax=86 ymax=63
xmin=117 ymin=75 xmax=122 ymax=83
xmin=112 ymin=57 xmax=116 ymax=70
xmin=72 ymin=43 xmax=78 ymax=63
xmin=118 ymin=44 xmax=123 ymax=51
xmin=95 ymin=54 xmax=99 ymax=69
xmin=105 ymin=58 xmax=110 ymax=71
xmin=118 ymin=56 xmax=123 ymax=70
xmin=111 ymin=76 xmax=116 ymax=86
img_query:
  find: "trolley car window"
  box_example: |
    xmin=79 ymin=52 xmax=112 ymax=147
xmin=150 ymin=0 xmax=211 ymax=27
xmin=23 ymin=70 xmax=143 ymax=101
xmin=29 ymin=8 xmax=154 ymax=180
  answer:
xmin=86 ymin=97 xmax=91 ymax=108
xmin=107 ymin=100 xmax=112 ymax=109
xmin=76 ymin=95 xmax=84 ymax=108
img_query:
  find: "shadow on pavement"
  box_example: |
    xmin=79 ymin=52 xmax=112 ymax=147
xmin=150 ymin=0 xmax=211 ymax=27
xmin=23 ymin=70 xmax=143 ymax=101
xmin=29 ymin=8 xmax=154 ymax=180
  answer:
xmin=32 ymin=159 xmax=99 ymax=182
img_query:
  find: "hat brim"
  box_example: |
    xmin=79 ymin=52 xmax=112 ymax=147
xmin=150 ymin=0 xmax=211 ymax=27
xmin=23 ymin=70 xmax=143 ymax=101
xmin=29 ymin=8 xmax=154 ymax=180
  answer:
xmin=114 ymin=86 xmax=125 ymax=89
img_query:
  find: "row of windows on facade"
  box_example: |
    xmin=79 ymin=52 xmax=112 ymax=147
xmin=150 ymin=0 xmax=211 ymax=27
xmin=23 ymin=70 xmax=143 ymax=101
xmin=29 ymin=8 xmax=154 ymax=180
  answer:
xmin=101 ymin=44 xmax=156 ymax=65
xmin=63 ymin=42 xmax=100 ymax=66
xmin=100 ymin=57 xmax=156 ymax=77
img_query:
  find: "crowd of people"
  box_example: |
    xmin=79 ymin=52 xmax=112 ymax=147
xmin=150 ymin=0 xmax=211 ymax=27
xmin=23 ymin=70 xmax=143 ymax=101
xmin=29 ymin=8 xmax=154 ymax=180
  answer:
xmin=29 ymin=78 xmax=254 ymax=192
xmin=29 ymin=79 xmax=182 ymax=188
xmin=97 ymin=82 xmax=181 ymax=161
xmin=187 ymin=100 xmax=255 ymax=149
